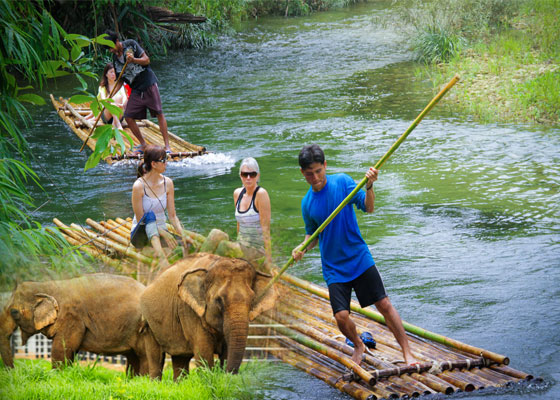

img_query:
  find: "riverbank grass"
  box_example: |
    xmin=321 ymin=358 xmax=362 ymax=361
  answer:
xmin=427 ymin=0 xmax=560 ymax=124
xmin=0 ymin=359 xmax=267 ymax=400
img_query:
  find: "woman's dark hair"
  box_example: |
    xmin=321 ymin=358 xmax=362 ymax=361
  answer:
xmin=298 ymin=144 xmax=325 ymax=169
xmin=99 ymin=63 xmax=114 ymax=90
xmin=137 ymin=145 xmax=166 ymax=177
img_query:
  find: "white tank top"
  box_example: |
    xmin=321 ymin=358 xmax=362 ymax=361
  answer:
xmin=235 ymin=186 xmax=264 ymax=250
xmin=131 ymin=178 xmax=167 ymax=229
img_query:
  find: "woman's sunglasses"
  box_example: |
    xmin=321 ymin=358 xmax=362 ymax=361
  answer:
xmin=155 ymin=158 xmax=167 ymax=163
xmin=240 ymin=171 xmax=258 ymax=178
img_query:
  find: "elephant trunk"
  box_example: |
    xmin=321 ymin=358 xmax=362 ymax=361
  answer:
xmin=224 ymin=307 xmax=250 ymax=373
xmin=0 ymin=309 xmax=16 ymax=368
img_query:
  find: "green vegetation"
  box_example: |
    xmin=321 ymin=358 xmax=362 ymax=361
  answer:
xmin=391 ymin=0 xmax=560 ymax=124
xmin=0 ymin=359 xmax=268 ymax=400
xmin=0 ymin=1 xmax=112 ymax=288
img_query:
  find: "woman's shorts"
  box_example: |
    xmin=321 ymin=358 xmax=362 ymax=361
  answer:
xmin=328 ymin=266 xmax=387 ymax=314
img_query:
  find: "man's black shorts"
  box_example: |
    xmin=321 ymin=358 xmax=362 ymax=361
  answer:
xmin=328 ymin=266 xmax=387 ymax=314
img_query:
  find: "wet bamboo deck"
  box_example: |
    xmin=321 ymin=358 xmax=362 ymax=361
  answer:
xmin=51 ymin=216 xmax=537 ymax=399
xmin=50 ymin=95 xmax=207 ymax=164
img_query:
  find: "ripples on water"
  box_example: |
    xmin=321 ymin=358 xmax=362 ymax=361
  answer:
xmin=26 ymin=1 xmax=560 ymax=399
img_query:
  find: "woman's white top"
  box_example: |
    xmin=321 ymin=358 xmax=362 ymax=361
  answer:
xmin=235 ymin=186 xmax=264 ymax=250
xmin=131 ymin=178 xmax=167 ymax=230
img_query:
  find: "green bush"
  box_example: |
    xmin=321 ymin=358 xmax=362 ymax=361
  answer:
xmin=518 ymin=70 xmax=560 ymax=121
xmin=413 ymin=25 xmax=465 ymax=63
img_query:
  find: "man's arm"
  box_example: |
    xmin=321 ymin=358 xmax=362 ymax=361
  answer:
xmin=364 ymin=167 xmax=378 ymax=213
xmin=292 ymin=235 xmax=318 ymax=262
xmin=126 ymin=50 xmax=150 ymax=66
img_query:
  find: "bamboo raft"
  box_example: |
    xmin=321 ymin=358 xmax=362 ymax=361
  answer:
xmin=50 ymin=95 xmax=207 ymax=164
xmin=51 ymin=216 xmax=538 ymax=399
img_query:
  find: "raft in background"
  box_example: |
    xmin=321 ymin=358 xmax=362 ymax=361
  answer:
xmin=50 ymin=95 xmax=207 ymax=164
xmin=50 ymin=216 xmax=539 ymax=400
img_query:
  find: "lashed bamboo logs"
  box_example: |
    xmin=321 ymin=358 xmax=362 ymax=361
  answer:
xmin=50 ymin=216 xmax=535 ymax=400
xmin=279 ymin=272 xmax=510 ymax=365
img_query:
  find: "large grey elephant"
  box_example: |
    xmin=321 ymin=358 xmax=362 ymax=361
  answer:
xmin=141 ymin=253 xmax=278 ymax=379
xmin=0 ymin=273 xmax=159 ymax=375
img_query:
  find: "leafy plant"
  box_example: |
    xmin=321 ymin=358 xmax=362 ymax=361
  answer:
xmin=413 ymin=25 xmax=465 ymax=64
xmin=0 ymin=1 xmax=108 ymax=287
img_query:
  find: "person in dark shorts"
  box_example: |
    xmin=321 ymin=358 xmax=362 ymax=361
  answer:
xmin=292 ymin=144 xmax=417 ymax=366
xmin=103 ymin=30 xmax=171 ymax=154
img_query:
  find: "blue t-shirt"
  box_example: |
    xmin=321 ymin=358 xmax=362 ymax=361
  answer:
xmin=302 ymin=173 xmax=375 ymax=285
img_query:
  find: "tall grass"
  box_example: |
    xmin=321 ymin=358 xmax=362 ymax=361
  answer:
xmin=0 ymin=359 xmax=269 ymax=400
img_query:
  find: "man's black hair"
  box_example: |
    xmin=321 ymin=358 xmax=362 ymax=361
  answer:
xmin=299 ymin=144 xmax=325 ymax=169
xmin=103 ymin=29 xmax=119 ymax=48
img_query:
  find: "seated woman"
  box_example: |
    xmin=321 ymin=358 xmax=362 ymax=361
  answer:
xmin=233 ymin=157 xmax=272 ymax=268
xmin=131 ymin=145 xmax=190 ymax=270
xmin=85 ymin=63 xmax=128 ymax=130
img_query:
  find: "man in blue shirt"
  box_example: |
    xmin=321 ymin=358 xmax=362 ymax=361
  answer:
xmin=292 ymin=144 xmax=416 ymax=366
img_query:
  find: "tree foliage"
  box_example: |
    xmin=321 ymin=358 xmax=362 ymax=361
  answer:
xmin=0 ymin=1 xmax=106 ymax=287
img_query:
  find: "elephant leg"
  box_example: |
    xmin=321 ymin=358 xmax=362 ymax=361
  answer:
xmin=51 ymin=321 xmax=85 ymax=368
xmin=171 ymin=355 xmax=191 ymax=381
xmin=142 ymin=326 xmax=164 ymax=380
xmin=126 ymin=352 xmax=140 ymax=376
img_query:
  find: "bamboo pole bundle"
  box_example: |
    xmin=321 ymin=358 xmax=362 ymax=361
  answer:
xmin=269 ymin=334 xmax=403 ymax=400
xmin=101 ymin=220 xmax=131 ymax=240
xmin=259 ymin=315 xmax=376 ymax=385
xmin=473 ymin=367 xmax=520 ymax=385
xmin=116 ymin=217 xmax=133 ymax=230
xmin=397 ymin=374 xmax=435 ymax=396
xmin=278 ymin=272 xmax=509 ymax=365
xmin=269 ymin=347 xmax=386 ymax=400
xmin=68 ymin=222 xmax=152 ymax=265
xmin=410 ymin=372 xmax=456 ymax=395
xmin=86 ymin=218 xmax=129 ymax=246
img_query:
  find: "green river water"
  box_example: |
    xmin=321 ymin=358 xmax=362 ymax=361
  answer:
xmin=25 ymin=1 xmax=558 ymax=399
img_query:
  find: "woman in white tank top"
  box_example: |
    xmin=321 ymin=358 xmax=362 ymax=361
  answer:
xmin=233 ymin=157 xmax=272 ymax=267
xmin=131 ymin=145 xmax=190 ymax=271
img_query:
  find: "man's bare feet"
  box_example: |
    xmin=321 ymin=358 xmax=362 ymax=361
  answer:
xmin=351 ymin=340 xmax=365 ymax=365
xmin=404 ymin=351 xmax=418 ymax=365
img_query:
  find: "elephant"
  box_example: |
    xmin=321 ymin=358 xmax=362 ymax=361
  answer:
xmin=0 ymin=273 xmax=160 ymax=375
xmin=140 ymin=253 xmax=278 ymax=380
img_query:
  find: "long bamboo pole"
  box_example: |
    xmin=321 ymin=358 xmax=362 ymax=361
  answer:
xmin=80 ymin=59 xmax=130 ymax=152
xmin=259 ymin=74 xmax=460 ymax=299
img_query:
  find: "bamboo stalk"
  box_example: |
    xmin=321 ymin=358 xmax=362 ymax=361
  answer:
xmin=259 ymin=75 xmax=461 ymax=298
xmin=489 ymin=365 xmax=533 ymax=380
xmin=438 ymin=370 xmax=476 ymax=392
xmin=86 ymin=218 xmax=129 ymax=246
xmin=69 ymin=222 xmax=152 ymax=264
xmin=410 ymin=372 xmax=456 ymax=395
xmin=101 ymin=220 xmax=130 ymax=240
xmin=279 ymin=272 xmax=509 ymax=365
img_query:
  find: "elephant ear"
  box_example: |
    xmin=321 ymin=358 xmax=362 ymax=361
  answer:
xmin=249 ymin=271 xmax=279 ymax=321
xmin=33 ymin=293 xmax=58 ymax=331
xmin=178 ymin=267 xmax=209 ymax=318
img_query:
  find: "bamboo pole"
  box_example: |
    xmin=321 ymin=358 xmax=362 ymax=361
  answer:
xmin=259 ymin=75 xmax=461 ymax=299
xmin=279 ymin=271 xmax=509 ymax=365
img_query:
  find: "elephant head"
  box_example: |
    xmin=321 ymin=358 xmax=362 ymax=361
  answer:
xmin=0 ymin=283 xmax=59 ymax=368
xmin=177 ymin=257 xmax=277 ymax=373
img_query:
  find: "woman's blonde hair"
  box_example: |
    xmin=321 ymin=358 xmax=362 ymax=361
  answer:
xmin=239 ymin=157 xmax=259 ymax=175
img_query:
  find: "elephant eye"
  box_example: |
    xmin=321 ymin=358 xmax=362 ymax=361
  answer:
xmin=10 ymin=309 xmax=20 ymax=319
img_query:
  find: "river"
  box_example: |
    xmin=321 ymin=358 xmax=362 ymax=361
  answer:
xmin=27 ymin=1 xmax=559 ymax=399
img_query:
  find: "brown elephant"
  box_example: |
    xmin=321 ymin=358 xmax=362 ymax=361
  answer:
xmin=141 ymin=253 xmax=278 ymax=379
xmin=0 ymin=273 xmax=159 ymax=375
